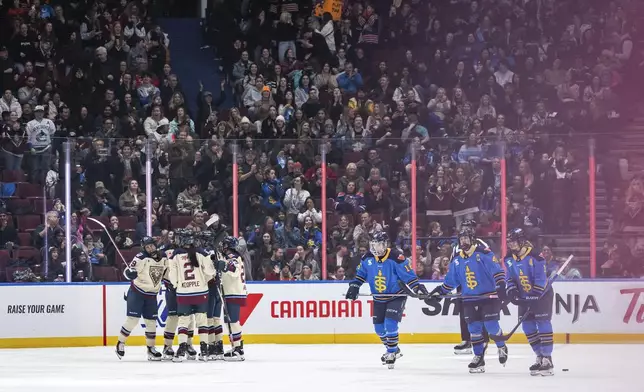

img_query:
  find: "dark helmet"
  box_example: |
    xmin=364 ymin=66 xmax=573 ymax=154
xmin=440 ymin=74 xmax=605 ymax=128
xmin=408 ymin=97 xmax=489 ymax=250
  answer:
xmin=462 ymin=219 xmax=477 ymax=229
xmin=457 ymin=226 xmax=475 ymax=248
xmin=141 ymin=236 xmax=156 ymax=248
xmin=219 ymin=236 xmax=239 ymax=252
xmin=507 ymin=227 xmax=526 ymax=244
xmin=369 ymin=231 xmax=389 ymax=257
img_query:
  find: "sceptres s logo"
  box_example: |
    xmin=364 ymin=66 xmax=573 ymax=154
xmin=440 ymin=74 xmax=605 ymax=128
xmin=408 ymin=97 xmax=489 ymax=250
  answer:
xmin=555 ymin=293 xmax=599 ymax=323
xmin=421 ymin=297 xmax=511 ymax=316
xmin=620 ymin=287 xmax=644 ymax=324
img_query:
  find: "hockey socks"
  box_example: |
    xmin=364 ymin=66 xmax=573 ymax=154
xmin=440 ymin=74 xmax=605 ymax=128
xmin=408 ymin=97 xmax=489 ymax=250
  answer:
xmin=164 ymin=315 xmax=178 ymax=347
xmin=118 ymin=316 xmax=139 ymax=343
xmin=468 ymin=321 xmax=486 ymax=356
xmin=230 ymin=321 xmax=243 ymax=347
xmin=537 ymin=320 xmax=554 ymax=357
xmin=144 ymin=319 xmax=157 ymax=347
xmin=213 ymin=318 xmax=224 ymax=342
xmin=195 ymin=313 xmax=209 ymax=345
xmin=522 ymin=320 xmax=542 ymax=356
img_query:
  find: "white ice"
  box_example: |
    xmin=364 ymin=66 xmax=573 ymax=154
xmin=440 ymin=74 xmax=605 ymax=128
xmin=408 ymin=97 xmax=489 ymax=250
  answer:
xmin=0 ymin=344 xmax=640 ymax=392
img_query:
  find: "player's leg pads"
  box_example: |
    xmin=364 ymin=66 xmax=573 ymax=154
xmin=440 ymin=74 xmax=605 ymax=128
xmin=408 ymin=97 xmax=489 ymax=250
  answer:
xmin=177 ymin=316 xmax=191 ymax=344
xmin=230 ymin=321 xmax=242 ymax=347
xmin=164 ymin=315 xmax=178 ymax=346
xmin=482 ymin=320 xmax=504 ymax=348
xmin=522 ymin=320 xmax=541 ymax=356
xmin=213 ymin=317 xmax=224 ymax=342
xmin=536 ymin=320 xmax=554 ymax=357
xmin=374 ymin=323 xmax=387 ymax=346
xmin=467 ymin=321 xmax=485 ymax=356
xmin=384 ymin=318 xmax=399 ymax=353
xmin=119 ymin=316 xmax=139 ymax=343
xmin=144 ymin=318 xmax=157 ymax=347
xmin=195 ymin=313 xmax=209 ymax=343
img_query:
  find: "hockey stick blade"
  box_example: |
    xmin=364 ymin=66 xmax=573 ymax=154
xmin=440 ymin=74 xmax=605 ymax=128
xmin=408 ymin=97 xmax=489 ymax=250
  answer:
xmin=489 ymin=255 xmax=574 ymax=342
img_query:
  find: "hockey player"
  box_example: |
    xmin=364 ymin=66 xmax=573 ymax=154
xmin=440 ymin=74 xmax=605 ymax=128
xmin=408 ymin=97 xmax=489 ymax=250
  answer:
xmin=345 ymin=232 xmax=428 ymax=369
xmin=167 ymin=236 xmax=216 ymax=362
xmin=160 ymin=242 xmax=178 ymax=360
xmin=209 ymin=236 xmax=248 ymax=361
xmin=505 ymin=228 xmax=555 ymax=376
xmin=116 ymin=237 xmax=166 ymax=361
xmin=429 ymin=228 xmax=508 ymax=373
xmin=451 ymin=220 xmax=489 ymax=354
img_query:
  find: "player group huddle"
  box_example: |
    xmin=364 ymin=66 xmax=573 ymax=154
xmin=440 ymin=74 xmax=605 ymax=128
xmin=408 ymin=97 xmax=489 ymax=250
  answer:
xmin=345 ymin=224 xmax=561 ymax=375
xmin=115 ymin=233 xmax=246 ymax=363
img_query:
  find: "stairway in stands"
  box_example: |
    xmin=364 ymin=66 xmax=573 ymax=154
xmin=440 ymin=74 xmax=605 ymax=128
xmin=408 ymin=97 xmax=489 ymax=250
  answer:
xmin=158 ymin=18 xmax=223 ymax=116
xmin=553 ymin=109 xmax=644 ymax=276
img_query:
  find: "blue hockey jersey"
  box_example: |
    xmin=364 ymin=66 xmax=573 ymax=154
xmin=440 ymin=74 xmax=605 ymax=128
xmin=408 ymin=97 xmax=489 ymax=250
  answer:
xmin=505 ymin=246 xmax=548 ymax=298
xmin=440 ymin=245 xmax=505 ymax=301
xmin=352 ymin=248 xmax=419 ymax=302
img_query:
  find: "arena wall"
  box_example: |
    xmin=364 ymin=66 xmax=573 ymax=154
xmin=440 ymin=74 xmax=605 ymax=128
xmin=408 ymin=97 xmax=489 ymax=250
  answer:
xmin=1 ymin=281 xmax=643 ymax=348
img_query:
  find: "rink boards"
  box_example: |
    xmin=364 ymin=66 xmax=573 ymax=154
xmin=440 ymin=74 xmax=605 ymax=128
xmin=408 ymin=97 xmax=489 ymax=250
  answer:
xmin=0 ymin=280 xmax=643 ymax=348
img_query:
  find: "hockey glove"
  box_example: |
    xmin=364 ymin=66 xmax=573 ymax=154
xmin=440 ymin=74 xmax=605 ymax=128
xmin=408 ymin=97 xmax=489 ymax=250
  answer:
xmin=414 ymin=283 xmax=429 ymax=298
xmin=345 ymin=283 xmax=361 ymax=300
xmin=496 ymin=281 xmax=507 ymax=301
xmin=124 ymin=268 xmax=138 ymax=280
xmin=506 ymin=286 xmax=521 ymax=305
xmin=427 ymin=285 xmax=444 ymax=298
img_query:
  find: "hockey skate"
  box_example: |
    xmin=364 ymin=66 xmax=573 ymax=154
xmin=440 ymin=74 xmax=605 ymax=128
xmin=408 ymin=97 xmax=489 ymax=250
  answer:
xmin=223 ymin=346 xmax=245 ymax=361
xmin=209 ymin=341 xmax=224 ymax=361
xmin=147 ymin=346 xmax=162 ymax=361
xmin=529 ymin=356 xmax=543 ymax=376
xmin=186 ymin=345 xmax=198 ymax=360
xmin=383 ymin=352 xmax=396 ymax=369
xmin=162 ymin=345 xmax=174 ymax=361
xmin=539 ymin=356 xmax=555 ymax=376
xmin=468 ymin=354 xmax=486 ymax=373
xmin=115 ymin=342 xmax=125 ymax=360
xmin=454 ymin=340 xmax=472 ymax=355
xmin=498 ymin=345 xmax=508 ymax=366
xmin=198 ymin=342 xmax=209 ymax=362
xmin=381 ymin=348 xmax=402 ymax=365
xmin=173 ymin=343 xmax=188 ymax=362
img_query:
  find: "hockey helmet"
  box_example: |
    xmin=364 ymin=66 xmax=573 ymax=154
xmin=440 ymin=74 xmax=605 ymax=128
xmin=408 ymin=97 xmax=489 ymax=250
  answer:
xmin=457 ymin=226 xmax=475 ymax=249
xmin=369 ymin=231 xmax=389 ymax=257
xmin=141 ymin=236 xmax=157 ymax=255
xmin=219 ymin=236 xmax=239 ymax=253
xmin=507 ymin=228 xmax=526 ymax=252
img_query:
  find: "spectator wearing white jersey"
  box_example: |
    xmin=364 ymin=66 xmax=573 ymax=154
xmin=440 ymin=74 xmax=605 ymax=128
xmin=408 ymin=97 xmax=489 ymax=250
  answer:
xmin=26 ymin=105 xmax=55 ymax=184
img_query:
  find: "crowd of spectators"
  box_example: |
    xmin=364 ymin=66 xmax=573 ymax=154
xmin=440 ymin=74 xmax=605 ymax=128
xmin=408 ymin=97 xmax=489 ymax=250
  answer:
xmin=0 ymin=0 xmax=642 ymax=282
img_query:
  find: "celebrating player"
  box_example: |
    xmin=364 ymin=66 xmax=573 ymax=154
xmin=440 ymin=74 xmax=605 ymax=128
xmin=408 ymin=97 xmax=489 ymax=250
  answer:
xmin=429 ymin=228 xmax=508 ymax=373
xmin=167 ymin=236 xmax=216 ymax=362
xmin=115 ymin=237 xmax=166 ymax=361
xmin=345 ymin=232 xmax=428 ymax=369
xmin=160 ymin=241 xmax=178 ymax=360
xmin=505 ymin=228 xmax=555 ymax=376
xmin=451 ymin=220 xmax=490 ymax=354
xmin=209 ymin=236 xmax=248 ymax=361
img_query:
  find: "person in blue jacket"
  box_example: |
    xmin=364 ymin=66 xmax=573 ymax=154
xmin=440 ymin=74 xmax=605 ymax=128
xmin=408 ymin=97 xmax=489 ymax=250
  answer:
xmin=428 ymin=227 xmax=508 ymax=373
xmin=505 ymin=228 xmax=555 ymax=376
xmin=345 ymin=232 xmax=428 ymax=369
xmin=336 ymin=62 xmax=363 ymax=95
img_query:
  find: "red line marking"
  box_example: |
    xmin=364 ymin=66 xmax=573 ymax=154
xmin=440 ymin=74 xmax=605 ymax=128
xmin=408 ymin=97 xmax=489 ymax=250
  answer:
xmin=102 ymin=285 xmax=107 ymax=346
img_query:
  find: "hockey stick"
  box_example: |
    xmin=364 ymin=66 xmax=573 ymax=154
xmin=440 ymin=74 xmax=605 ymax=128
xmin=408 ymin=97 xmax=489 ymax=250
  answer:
xmin=214 ymin=262 xmax=236 ymax=354
xmin=489 ymin=254 xmax=574 ymax=343
xmin=86 ymin=217 xmax=133 ymax=269
xmin=346 ymin=292 xmax=498 ymax=300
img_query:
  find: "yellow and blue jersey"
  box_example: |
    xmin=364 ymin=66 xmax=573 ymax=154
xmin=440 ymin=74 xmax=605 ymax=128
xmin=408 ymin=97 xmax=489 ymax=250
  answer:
xmin=440 ymin=245 xmax=505 ymax=300
xmin=352 ymin=248 xmax=419 ymax=302
xmin=505 ymin=246 xmax=548 ymax=297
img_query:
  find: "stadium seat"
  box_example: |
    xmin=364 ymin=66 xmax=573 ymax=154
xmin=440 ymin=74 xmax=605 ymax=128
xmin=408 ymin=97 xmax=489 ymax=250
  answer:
xmin=118 ymin=249 xmax=140 ymax=269
xmin=16 ymin=247 xmax=40 ymax=263
xmin=85 ymin=216 xmax=110 ymax=232
xmin=2 ymin=170 xmax=26 ymax=183
xmin=118 ymin=216 xmax=138 ymax=231
xmin=17 ymin=183 xmax=44 ymax=199
xmin=33 ymin=198 xmax=55 ymax=214
xmin=0 ymin=250 xmax=10 ymax=282
xmin=93 ymin=266 xmax=120 ymax=282
xmin=17 ymin=232 xmax=31 ymax=246
xmin=16 ymin=215 xmax=42 ymax=231
xmin=285 ymin=247 xmax=297 ymax=260
xmin=7 ymin=199 xmax=34 ymax=215
xmin=170 ymin=215 xmax=192 ymax=230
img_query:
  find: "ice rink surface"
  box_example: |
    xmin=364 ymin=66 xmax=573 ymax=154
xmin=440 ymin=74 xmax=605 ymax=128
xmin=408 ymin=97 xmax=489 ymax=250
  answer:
xmin=0 ymin=344 xmax=640 ymax=392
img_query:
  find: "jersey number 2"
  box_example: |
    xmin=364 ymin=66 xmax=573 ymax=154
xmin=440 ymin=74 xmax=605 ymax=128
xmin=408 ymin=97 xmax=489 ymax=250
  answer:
xmin=183 ymin=262 xmax=195 ymax=281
